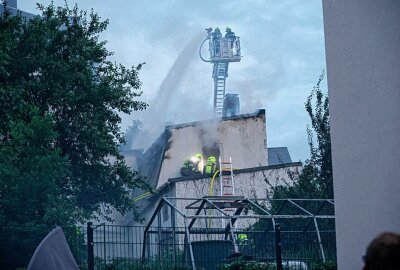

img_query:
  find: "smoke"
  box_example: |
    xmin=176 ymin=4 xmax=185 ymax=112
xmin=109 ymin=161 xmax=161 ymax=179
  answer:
xmin=197 ymin=120 xmax=220 ymax=148
xmin=149 ymin=32 xmax=204 ymax=111
xmin=133 ymin=32 xmax=211 ymax=150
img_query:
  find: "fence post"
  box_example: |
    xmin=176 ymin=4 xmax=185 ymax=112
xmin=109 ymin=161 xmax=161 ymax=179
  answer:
xmin=275 ymin=224 xmax=283 ymax=270
xmin=87 ymin=222 xmax=94 ymax=270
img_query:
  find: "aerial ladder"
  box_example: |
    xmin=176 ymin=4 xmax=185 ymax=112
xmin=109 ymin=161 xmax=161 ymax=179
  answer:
xmin=199 ymin=27 xmax=241 ymax=116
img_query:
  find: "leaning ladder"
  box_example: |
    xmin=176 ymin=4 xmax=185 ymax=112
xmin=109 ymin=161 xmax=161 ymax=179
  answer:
xmin=219 ymin=157 xmax=235 ymax=197
xmin=219 ymin=157 xmax=235 ymax=227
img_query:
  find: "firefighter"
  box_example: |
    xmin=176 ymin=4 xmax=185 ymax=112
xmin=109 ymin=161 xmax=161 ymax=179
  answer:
xmin=237 ymin=233 xmax=248 ymax=244
xmin=212 ymin=27 xmax=222 ymax=40
xmin=225 ymin=27 xmax=236 ymax=39
xmin=225 ymin=27 xmax=236 ymax=51
xmin=212 ymin=28 xmax=222 ymax=57
xmin=204 ymin=156 xmax=217 ymax=174
xmin=180 ymin=153 xmax=203 ymax=177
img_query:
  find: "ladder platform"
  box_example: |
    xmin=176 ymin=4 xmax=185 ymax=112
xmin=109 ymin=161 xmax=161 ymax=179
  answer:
xmin=185 ymin=196 xmax=247 ymax=210
xmin=206 ymin=201 xmax=247 ymax=209
xmin=203 ymin=196 xmax=244 ymax=200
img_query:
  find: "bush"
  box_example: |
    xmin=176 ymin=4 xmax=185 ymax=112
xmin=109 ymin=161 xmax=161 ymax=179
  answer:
xmin=313 ymin=260 xmax=337 ymax=270
xmin=219 ymin=259 xmax=277 ymax=270
xmin=94 ymin=258 xmax=188 ymax=270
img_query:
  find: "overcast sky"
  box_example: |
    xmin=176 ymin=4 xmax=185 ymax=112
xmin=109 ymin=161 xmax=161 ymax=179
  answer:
xmin=19 ymin=0 xmax=327 ymax=162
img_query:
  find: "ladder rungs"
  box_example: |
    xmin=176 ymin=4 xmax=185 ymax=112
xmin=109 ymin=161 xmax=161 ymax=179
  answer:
xmin=219 ymin=158 xmax=234 ymax=199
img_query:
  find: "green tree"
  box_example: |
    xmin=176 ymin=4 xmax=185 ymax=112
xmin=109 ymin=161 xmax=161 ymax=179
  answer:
xmin=271 ymin=71 xmax=333 ymax=199
xmin=0 ymin=3 xmax=149 ymax=267
xmin=249 ymin=72 xmax=335 ymax=265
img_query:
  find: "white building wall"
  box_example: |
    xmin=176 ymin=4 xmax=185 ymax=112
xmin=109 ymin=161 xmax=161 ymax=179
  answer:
xmin=218 ymin=114 xmax=268 ymax=169
xmin=174 ymin=165 xmax=300 ymax=200
xmin=172 ymin=164 xmax=301 ymax=228
xmin=157 ymin=111 xmax=268 ymax=189
xmin=323 ymin=1 xmax=400 ymax=269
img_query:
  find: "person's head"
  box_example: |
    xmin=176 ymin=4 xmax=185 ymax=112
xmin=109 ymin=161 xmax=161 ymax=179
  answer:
xmin=207 ymin=156 xmax=216 ymax=163
xmin=363 ymin=232 xmax=400 ymax=270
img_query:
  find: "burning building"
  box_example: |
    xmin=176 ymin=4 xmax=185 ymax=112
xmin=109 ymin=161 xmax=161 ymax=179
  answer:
xmin=119 ymin=109 xmax=302 ymax=227
xmin=89 ymin=28 xmax=309 ymax=266
xmin=113 ymin=27 xmax=303 ymax=227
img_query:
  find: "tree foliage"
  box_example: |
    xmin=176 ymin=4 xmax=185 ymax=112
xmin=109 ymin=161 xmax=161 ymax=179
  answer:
xmin=271 ymin=71 xmax=333 ymax=199
xmin=0 ymin=2 xmax=149 ymax=263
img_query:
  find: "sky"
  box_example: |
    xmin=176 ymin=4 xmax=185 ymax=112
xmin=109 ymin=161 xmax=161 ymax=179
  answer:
xmin=19 ymin=0 xmax=327 ymax=162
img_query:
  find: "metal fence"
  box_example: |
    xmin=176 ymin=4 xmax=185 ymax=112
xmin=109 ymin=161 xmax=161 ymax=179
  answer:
xmin=0 ymin=223 xmax=336 ymax=270
xmin=61 ymin=223 xmax=336 ymax=270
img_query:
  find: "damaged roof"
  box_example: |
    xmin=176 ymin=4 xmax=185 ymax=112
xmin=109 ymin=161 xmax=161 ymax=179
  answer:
xmin=137 ymin=129 xmax=172 ymax=188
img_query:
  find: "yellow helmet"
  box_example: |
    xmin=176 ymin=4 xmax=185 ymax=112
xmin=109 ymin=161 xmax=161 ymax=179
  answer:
xmin=207 ymin=156 xmax=216 ymax=163
xmin=238 ymin=233 xmax=248 ymax=240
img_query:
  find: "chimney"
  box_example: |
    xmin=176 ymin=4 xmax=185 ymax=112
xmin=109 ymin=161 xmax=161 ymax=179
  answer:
xmin=223 ymin=93 xmax=240 ymax=117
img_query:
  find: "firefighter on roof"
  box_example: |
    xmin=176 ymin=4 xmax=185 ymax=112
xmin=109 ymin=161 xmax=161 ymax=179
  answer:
xmin=204 ymin=156 xmax=217 ymax=174
xmin=180 ymin=153 xmax=203 ymax=177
